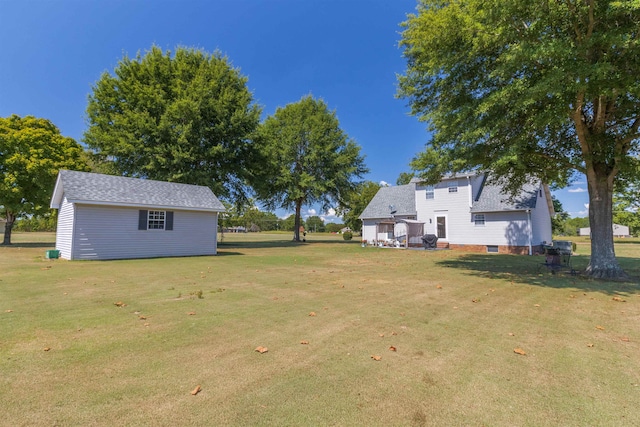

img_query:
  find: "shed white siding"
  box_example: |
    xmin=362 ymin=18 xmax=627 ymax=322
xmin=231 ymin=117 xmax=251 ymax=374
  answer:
xmin=55 ymin=196 xmax=75 ymax=260
xmin=70 ymin=204 xmax=218 ymax=260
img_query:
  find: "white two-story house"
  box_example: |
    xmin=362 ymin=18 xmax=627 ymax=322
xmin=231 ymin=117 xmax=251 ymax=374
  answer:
xmin=359 ymin=173 xmax=553 ymax=255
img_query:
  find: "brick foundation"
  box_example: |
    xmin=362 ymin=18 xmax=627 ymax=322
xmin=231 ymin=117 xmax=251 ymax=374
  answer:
xmin=447 ymin=244 xmax=543 ymax=255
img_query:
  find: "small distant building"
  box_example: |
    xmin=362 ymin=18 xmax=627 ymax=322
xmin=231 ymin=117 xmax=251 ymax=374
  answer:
xmin=50 ymin=170 xmax=225 ymax=260
xmin=579 ymin=224 xmax=630 ymax=238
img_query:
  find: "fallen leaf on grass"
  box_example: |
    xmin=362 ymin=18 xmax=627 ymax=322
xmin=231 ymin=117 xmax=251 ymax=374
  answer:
xmin=621 ymin=337 xmax=630 ymax=342
xmin=587 ymin=343 xmax=594 ymax=347
xmin=534 ymin=304 xmax=540 ymax=307
xmin=389 ymin=346 xmax=397 ymax=352
xmin=5 ymin=310 xmax=12 ymax=313
xmin=472 ymin=299 xmax=479 ymax=303
xmin=596 ymin=325 xmax=605 ymax=330
xmin=255 ymin=346 xmax=268 ymax=353
xmin=371 ymin=355 xmax=382 ymax=361
xmin=513 ymin=348 xmax=526 ymax=356
xmin=508 ymin=332 xmax=515 ymax=336
xmin=138 ymin=315 xmax=147 ymax=320
xmin=612 ymin=297 xmax=626 ymax=302
xmin=43 ymin=347 xmax=51 ymax=352
xmin=379 ymin=333 xmax=385 ymax=337
xmin=436 ymin=285 xmax=442 ymax=289
xmin=191 ymin=385 xmax=201 ymax=395
xmin=300 ymin=340 xmax=309 ymax=345
xmin=308 ymin=312 xmax=316 ymax=317
xmin=114 ymin=301 xmax=127 ymax=307
xmin=187 ymin=311 xmax=196 ymax=316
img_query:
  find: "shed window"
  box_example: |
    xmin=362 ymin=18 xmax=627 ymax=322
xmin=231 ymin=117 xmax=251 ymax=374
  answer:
xmin=148 ymin=210 xmax=166 ymax=229
xmin=139 ymin=210 xmax=173 ymax=231
xmin=474 ymin=214 xmax=485 ymax=226
xmin=425 ymin=185 xmax=434 ymax=200
xmin=448 ymin=181 xmax=458 ymax=193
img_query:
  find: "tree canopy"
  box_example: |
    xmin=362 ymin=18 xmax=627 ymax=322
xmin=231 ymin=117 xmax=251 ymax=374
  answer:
xmin=399 ymin=0 xmax=640 ymax=279
xmin=0 ymin=115 xmax=88 ymax=244
xmin=84 ymin=45 xmax=261 ymax=202
xmin=306 ymin=215 xmax=326 ymax=233
xmin=337 ymin=180 xmax=381 ymax=232
xmin=253 ymin=95 xmax=367 ymax=241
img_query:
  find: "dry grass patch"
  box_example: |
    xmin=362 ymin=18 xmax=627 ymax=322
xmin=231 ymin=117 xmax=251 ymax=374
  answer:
xmin=1 ymin=232 xmax=639 ymax=426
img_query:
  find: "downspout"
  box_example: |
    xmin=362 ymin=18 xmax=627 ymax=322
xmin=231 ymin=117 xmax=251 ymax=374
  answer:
xmin=527 ymin=209 xmax=532 ymax=256
xmin=467 ymin=176 xmax=472 ymax=208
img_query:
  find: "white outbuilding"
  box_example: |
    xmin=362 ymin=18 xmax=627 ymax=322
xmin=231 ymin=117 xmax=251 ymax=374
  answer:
xmin=50 ymin=170 xmax=225 ymax=260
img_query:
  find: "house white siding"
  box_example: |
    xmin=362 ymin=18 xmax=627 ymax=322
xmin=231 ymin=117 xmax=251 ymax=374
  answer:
xmin=530 ymin=189 xmax=553 ymax=245
xmin=360 ymin=173 xmax=552 ymax=254
xmin=55 ymin=196 xmax=75 ymax=260
xmin=415 ymin=176 xmax=480 ymax=242
xmin=70 ymin=204 xmax=218 ymax=260
xmin=361 ymin=219 xmax=378 ymax=243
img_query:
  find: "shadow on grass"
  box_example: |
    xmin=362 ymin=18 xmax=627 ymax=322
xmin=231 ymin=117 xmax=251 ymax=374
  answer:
xmin=435 ymin=253 xmax=639 ymax=295
xmin=218 ymin=239 xmax=360 ymax=250
xmin=0 ymin=242 xmax=55 ymax=248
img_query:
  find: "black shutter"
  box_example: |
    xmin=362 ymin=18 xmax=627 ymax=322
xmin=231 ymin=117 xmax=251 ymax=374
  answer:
xmin=138 ymin=210 xmax=148 ymax=230
xmin=165 ymin=211 xmax=174 ymax=231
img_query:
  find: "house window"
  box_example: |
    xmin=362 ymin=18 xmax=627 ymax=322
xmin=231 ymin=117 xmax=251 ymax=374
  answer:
xmin=448 ymin=180 xmax=458 ymax=193
xmin=425 ymin=185 xmax=434 ymax=199
xmin=487 ymin=245 xmax=499 ymax=253
xmin=474 ymin=214 xmax=485 ymax=226
xmin=148 ymin=210 xmax=166 ymax=229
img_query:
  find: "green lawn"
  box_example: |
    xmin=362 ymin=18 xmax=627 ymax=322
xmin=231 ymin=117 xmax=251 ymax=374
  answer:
xmin=1 ymin=232 xmax=639 ymax=426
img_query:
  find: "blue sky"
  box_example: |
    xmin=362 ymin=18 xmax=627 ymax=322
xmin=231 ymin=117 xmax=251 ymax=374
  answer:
xmin=1 ymin=0 xmax=589 ymax=221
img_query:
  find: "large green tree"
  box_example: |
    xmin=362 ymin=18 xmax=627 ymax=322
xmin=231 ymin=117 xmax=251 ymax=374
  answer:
xmin=337 ymin=180 xmax=381 ymax=232
xmin=84 ymin=45 xmax=261 ymax=202
xmin=253 ymin=96 xmax=368 ymax=242
xmin=399 ymin=0 xmax=640 ymax=279
xmin=0 ymin=115 xmax=88 ymax=244
xmin=306 ymin=215 xmax=326 ymax=233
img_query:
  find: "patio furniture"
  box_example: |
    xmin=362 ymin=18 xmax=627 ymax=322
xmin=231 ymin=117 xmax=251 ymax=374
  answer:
xmin=541 ymin=240 xmax=576 ymax=275
xmin=422 ymin=234 xmax=438 ymax=250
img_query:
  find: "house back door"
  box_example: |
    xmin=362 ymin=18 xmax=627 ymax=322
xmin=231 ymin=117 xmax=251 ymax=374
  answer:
xmin=436 ymin=216 xmax=446 ymax=239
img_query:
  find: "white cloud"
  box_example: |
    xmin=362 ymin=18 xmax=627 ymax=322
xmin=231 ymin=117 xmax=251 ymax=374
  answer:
xmin=307 ymin=208 xmax=317 ymax=216
xmin=320 ymin=208 xmax=341 ymax=223
xmin=568 ymin=187 xmax=587 ymax=193
xmin=379 ymin=180 xmax=390 ymax=187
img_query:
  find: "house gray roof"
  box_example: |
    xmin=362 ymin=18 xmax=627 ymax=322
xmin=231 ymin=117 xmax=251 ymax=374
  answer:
xmin=470 ymin=179 xmax=540 ymax=213
xmin=359 ymin=184 xmax=416 ymax=219
xmin=50 ymin=170 xmax=225 ymax=212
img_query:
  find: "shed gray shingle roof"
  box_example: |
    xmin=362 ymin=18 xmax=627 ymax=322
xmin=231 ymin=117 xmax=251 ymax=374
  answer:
xmin=51 ymin=170 xmax=225 ymax=212
xmin=359 ymin=184 xmax=416 ymax=219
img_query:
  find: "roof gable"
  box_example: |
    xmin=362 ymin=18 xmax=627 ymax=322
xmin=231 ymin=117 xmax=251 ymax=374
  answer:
xmin=50 ymin=170 xmax=225 ymax=212
xmin=359 ymin=184 xmax=416 ymax=219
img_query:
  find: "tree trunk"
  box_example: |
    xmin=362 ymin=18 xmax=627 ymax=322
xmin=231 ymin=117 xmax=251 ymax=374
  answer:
xmin=293 ymin=200 xmax=302 ymax=242
xmin=585 ymin=172 xmax=628 ymax=280
xmin=2 ymin=211 xmax=16 ymax=245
